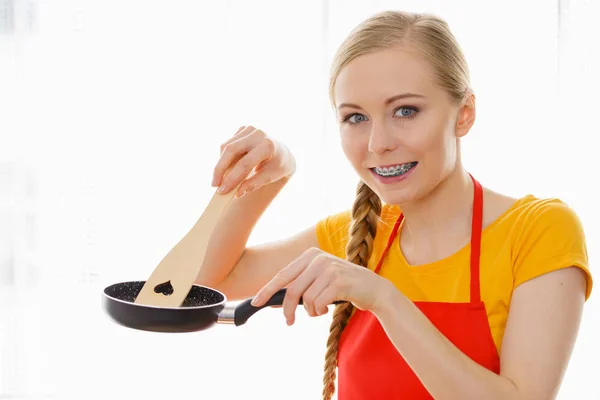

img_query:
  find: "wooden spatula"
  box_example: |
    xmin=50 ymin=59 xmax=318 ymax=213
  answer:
xmin=134 ymin=176 xmax=242 ymax=307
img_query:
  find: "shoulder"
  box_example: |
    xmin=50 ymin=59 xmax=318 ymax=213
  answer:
xmin=507 ymin=194 xmax=585 ymax=236
xmin=505 ymin=194 xmax=592 ymax=300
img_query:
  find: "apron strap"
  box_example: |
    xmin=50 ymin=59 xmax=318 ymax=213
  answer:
xmin=372 ymin=174 xmax=483 ymax=305
xmin=469 ymin=174 xmax=483 ymax=304
xmin=374 ymin=214 xmax=404 ymax=275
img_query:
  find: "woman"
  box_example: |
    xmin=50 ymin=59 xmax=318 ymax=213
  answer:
xmin=195 ymin=10 xmax=593 ymax=400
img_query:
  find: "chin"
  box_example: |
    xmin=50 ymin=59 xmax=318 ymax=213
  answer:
xmin=363 ymin=180 xmax=420 ymax=206
xmin=379 ymin=191 xmax=421 ymax=206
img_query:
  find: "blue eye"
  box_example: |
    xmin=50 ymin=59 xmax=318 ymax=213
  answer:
xmin=349 ymin=114 xmax=367 ymax=123
xmin=395 ymin=107 xmax=417 ymax=118
xmin=344 ymin=113 xmax=368 ymax=124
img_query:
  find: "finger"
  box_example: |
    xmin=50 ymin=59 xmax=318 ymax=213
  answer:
xmin=235 ymin=154 xmax=279 ymax=197
xmin=301 ymin=273 xmax=331 ymax=317
xmin=235 ymin=170 xmax=276 ymax=198
xmin=281 ymin=279 xmax=311 ymax=326
xmin=251 ymin=258 xmax=309 ymax=309
xmin=251 ymin=248 xmax=320 ymax=307
xmin=282 ymin=253 xmax=329 ymax=325
xmin=213 ymin=136 xmax=255 ymax=187
xmin=213 ymin=127 xmax=261 ymax=187
xmin=221 ymin=140 xmax=273 ymax=195
xmin=313 ymin=285 xmax=339 ymax=316
xmin=212 ymin=134 xmax=263 ymax=190
xmin=254 ymin=156 xmax=271 ymax=172
xmin=212 ymin=127 xmax=252 ymax=187
xmin=252 ymin=138 xmax=276 ymax=172
xmin=218 ymin=126 xmax=255 ymax=155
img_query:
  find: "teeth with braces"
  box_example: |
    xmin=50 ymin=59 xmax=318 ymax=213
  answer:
xmin=374 ymin=162 xmax=416 ymax=177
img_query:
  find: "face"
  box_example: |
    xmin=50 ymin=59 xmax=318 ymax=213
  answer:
xmin=333 ymin=47 xmax=475 ymax=205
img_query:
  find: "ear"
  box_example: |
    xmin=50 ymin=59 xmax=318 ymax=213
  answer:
xmin=455 ymin=93 xmax=476 ymax=138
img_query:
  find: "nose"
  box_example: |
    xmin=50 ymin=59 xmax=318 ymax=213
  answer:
xmin=368 ymin=121 xmax=397 ymax=154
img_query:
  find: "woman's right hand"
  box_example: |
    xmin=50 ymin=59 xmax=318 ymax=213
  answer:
xmin=212 ymin=126 xmax=296 ymax=198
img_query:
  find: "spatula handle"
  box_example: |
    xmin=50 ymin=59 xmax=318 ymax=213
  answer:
xmin=134 ymin=175 xmax=243 ymax=307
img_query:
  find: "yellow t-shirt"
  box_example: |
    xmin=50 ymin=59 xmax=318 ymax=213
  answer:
xmin=315 ymin=194 xmax=593 ymax=354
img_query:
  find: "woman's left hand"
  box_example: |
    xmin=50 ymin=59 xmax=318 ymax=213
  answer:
xmin=250 ymin=247 xmax=393 ymax=325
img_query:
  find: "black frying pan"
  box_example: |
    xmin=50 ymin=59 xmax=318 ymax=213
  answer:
xmin=103 ymin=281 xmax=341 ymax=333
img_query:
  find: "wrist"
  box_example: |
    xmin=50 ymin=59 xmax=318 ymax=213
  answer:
xmin=372 ymin=278 xmax=403 ymax=317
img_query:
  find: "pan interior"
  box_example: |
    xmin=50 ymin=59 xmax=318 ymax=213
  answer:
xmin=105 ymin=281 xmax=225 ymax=307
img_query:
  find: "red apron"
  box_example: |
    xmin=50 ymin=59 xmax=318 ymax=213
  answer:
xmin=337 ymin=175 xmax=500 ymax=399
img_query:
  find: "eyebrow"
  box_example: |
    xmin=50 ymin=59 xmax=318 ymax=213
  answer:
xmin=337 ymin=93 xmax=425 ymax=110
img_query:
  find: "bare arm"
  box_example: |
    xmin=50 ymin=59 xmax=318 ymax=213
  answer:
xmin=210 ymin=225 xmax=320 ymax=300
xmin=374 ymin=266 xmax=587 ymax=399
xmin=192 ymin=126 xmax=318 ymax=300
xmin=195 ymin=175 xmax=320 ymax=300
xmin=193 ymin=175 xmax=290 ymax=291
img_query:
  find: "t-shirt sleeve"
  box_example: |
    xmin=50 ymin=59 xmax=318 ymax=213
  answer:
xmin=315 ymin=210 xmax=352 ymax=260
xmin=512 ymin=199 xmax=593 ymax=300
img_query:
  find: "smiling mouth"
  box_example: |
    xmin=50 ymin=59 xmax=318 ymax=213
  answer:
xmin=371 ymin=162 xmax=418 ymax=177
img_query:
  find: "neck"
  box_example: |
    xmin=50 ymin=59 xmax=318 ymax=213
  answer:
xmin=399 ymin=165 xmax=475 ymax=246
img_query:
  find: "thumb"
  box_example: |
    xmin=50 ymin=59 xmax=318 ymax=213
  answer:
xmin=235 ymin=171 xmax=279 ymax=198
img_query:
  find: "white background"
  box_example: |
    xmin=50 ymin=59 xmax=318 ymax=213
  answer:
xmin=1 ymin=0 xmax=598 ymax=398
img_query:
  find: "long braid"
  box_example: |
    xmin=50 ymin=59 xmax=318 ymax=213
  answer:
xmin=322 ymin=181 xmax=382 ymax=400
xmin=322 ymin=8 xmax=472 ymax=399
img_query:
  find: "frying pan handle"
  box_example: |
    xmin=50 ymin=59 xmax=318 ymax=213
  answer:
xmin=233 ymin=288 xmax=346 ymax=326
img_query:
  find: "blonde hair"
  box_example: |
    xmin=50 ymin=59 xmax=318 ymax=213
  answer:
xmin=322 ymin=10 xmax=472 ymax=399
